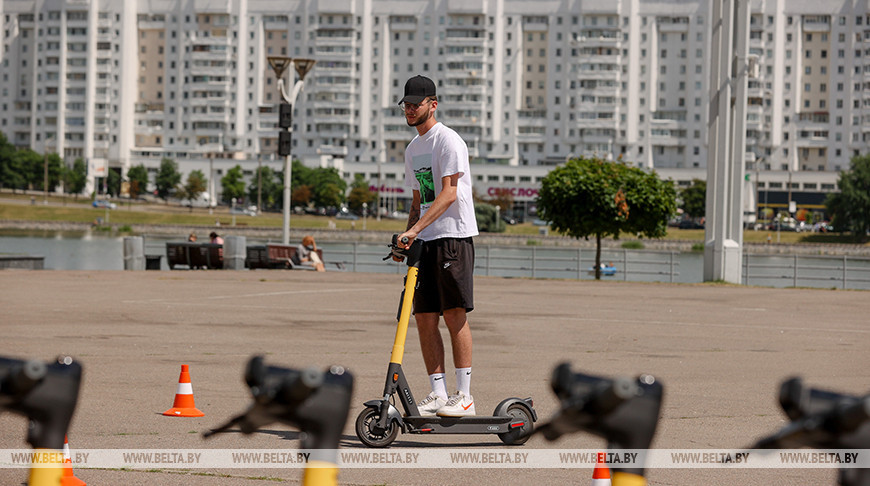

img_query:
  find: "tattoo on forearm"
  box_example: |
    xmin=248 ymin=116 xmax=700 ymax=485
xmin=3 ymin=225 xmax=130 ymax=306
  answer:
xmin=407 ymin=207 xmax=420 ymax=230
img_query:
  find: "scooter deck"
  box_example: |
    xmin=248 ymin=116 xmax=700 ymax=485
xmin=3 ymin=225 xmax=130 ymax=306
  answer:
xmin=403 ymin=415 xmax=523 ymax=434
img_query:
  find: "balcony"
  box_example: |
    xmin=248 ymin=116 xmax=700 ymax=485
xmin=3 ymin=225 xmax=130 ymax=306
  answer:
xmin=137 ymin=18 xmax=166 ymax=30
xmin=572 ymin=32 xmax=620 ymax=47
xmin=189 ymin=46 xmax=231 ymax=60
xmin=578 ymin=133 xmax=615 ymax=145
xmin=314 ymin=45 xmax=354 ymax=57
xmin=388 ymin=16 xmax=417 ymax=31
xmin=802 ymin=16 xmax=830 ymax=33
xmin=447 ymin=0 xmax=485 ymax=13
xmin=313 ymin=126 xmax=350 ymax=139
xmin=439 ymin=84 xmax=486 ymax=97
xmin=189 ymin=30 xmax=230 ymax=44
xmin=317 ymin=144 xmax=349 ymax=156
xmin=312 ymin=112 xmax=352 ymax=123
xmin=314 ymin=28 xmax=354 ymax=46
xmin=189 ymin=112 xmax=228 ymax=123
xmin=263 ymin=19 xmax=288 ymax=31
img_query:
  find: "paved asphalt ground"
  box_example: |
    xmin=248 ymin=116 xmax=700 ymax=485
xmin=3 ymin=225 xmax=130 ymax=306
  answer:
xmin=0 ymin=269 xmax=867 ymax=485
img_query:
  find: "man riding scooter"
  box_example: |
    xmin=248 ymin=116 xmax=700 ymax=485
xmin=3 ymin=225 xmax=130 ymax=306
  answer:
xmin=395 ymin=75 xmax=479 ymax=417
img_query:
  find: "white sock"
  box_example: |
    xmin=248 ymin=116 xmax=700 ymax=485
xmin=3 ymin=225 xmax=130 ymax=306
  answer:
xmin=455 ymin=367 xmax=472 ymax=396
xmin=429 ymin=373 xmax=448 ymax=400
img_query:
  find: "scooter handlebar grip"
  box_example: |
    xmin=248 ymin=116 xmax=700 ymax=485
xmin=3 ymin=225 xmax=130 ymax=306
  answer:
xmin=0 ymin=359 xmax=47 ymax=397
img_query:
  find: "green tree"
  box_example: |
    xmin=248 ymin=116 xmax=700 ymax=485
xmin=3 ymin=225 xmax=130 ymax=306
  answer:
xmin=63 ymin=158 xmax=88 ymax=199
xmin=291 ymin=160 xmax=347 ymax=208
xmin=155 ymin=158 xmax=181 ymax=201
xmin=680 ymin=179 xmax=706 ymax=220
xmin=180 ymin=169 xmax=208 ymax=209
xmin=248 ymin=166 xmax=281 ymax=210
xmin=0 ymin=152 xmax=26 ymax=192
xmin=292 ymin=185 xmax=313 ymax=207
xmin=0 ymin=134 xmax=62 ymax=192
xmin=537 ymin=156 xmax=677 ymax=279
xmin=825 ymin=154 xmax=870 ymax=242
xmin=127 ymin=164 xmax=149 ymax=199
xmin=474 ymin=202 xmax=506 ymax=233
xmin=291 ymin=159 xmax=313 ymax=189
xmin=0 ymin=132 xmax=19 ymax=190
xmin=15 ymin=149 xmax=44 ymax=190
xmin=29 ymin=152 xmax=64 ymax=192
xmin=107 ymin=168 xmax=121 ymax=197
xmin=220 ymin=165 xmax=246 ymax=205
xmin=346 ymin=174 xmax=376 ymax=212
xmin=310 ymin=167 xmax=346 ymax=208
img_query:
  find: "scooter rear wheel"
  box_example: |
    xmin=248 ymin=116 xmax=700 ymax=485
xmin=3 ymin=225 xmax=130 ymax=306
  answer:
xmin=355 ymin=407 xmax=399 ymax=448
xmin=497 ymin=403 xmax=534 ymax=445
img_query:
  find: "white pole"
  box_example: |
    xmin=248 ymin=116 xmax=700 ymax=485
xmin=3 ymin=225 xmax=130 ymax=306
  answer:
xmin=283 ymin=150 xmax=292 ymax=245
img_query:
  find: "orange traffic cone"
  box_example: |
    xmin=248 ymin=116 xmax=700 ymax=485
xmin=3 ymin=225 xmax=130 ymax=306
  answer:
xmin=163 ymin=364 xmax=204 ymax=417
xmin=61 ymin=435 xmax=86 ymax=486
xmin=591 ymin=451 xmax=611 ymax=486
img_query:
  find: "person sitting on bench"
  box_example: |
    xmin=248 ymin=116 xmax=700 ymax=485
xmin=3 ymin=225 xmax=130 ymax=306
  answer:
xmin=297 ymin=235 xmax=325 ymax=272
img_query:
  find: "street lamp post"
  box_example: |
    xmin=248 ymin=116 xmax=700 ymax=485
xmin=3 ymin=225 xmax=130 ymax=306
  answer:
xmin=208 ymin=134 xmax=223 ymax=215
xmin=257 ymin=154 xmax=262 ymax=216
xmin=43 ymin=151 xmax=48 ymax=204
xmin=267 ymin=56 xmax=315 ymax=245
xmin=209 ymin=153 xmax=214 ymax=215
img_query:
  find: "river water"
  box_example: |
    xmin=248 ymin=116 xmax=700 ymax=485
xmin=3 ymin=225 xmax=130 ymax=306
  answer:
xmin=1 ymin=230 xmax=868 ymax=290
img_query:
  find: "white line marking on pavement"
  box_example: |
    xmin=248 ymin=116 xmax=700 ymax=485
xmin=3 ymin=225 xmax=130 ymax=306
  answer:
xmin=121 ymin=287 xmax=370 ymax=305
xmin=546 ymin=316 xmax=870 ymax=334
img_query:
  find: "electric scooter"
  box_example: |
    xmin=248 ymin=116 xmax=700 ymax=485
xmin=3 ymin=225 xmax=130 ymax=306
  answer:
xmin=205 ymin=356 xmax=354 ymax=486
xmin=749 ymin=377 xmax=870 ymax=486
xmin=355 ymin=235 xmax=537 ymax=448
xmin=0 ymin=355 xmax=83 ymax=486
xmin=535 ymin=362 xmax=664 ymax=486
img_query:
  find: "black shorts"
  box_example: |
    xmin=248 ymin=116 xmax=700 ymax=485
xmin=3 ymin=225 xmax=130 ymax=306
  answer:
xmin=414 ymin=237 xmax=474 ymax=314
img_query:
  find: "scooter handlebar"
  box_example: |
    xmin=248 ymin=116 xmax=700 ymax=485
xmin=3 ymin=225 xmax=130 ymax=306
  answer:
xmin=536 ymin=363 xmax=663 ymax=477
xmin=245 ymin=356 xmax=325 ymax=405
xmin=0 ymin=356 xmax=82 ymax=450
xmin=383 ymin=234 xmax=422 ymax=267
xmin=206 ymin=356 xmax=354 ymax=450
xmin=0 ymin=359 xmax=47 ymax=402
xmin=752 ymin=377 xmax=870 ymax=450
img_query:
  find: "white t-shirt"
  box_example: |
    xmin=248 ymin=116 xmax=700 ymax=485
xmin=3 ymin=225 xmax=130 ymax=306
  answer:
xmin=404 ymin=122 xmax=479 ymax=241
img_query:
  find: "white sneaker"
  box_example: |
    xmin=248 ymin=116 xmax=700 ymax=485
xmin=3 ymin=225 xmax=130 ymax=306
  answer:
xmin=436 ymin=391 xmax=476 ymax=417
xmin=416 ymin=391 xmax=447 ymax=417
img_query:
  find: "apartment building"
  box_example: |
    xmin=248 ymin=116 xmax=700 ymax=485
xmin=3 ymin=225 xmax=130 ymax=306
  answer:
xmin=1 ymin=0 xmax=868 ymax=217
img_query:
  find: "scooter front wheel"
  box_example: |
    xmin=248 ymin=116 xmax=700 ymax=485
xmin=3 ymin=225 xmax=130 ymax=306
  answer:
xmin=497 ymin=403 xmax=534 ymax=445
xmin=355 ymin=407 xmax=399 ymax=448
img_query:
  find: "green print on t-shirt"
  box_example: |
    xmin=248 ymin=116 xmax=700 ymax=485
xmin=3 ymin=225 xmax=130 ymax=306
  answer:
xmin=415 ymin=168 xmax=436 ymax=205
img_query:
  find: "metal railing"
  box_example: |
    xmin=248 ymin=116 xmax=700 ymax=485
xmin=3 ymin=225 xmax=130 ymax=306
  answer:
xmin=742 ymin=254 xmax=870 ymax=290
xmin=323 ymin=242 xmax=681 ymax=283
xmin=146 ymin=237 xmax=870 ymax=290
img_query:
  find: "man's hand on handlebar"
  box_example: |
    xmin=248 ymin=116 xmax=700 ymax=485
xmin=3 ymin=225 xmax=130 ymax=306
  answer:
xmin=392 ymin=231 xmax=417 ymax=262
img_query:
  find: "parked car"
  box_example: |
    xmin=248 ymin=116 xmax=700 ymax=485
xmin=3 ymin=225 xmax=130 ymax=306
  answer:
xmin=678 ymin=219 xmax=704 ymax=229
xmin=92 ymin=200 xmax=117 ymax=210
xmin=230 ymin=206 xmax=256 ymax=216
xmin=336 ymin=212 xmax=359 ymax=220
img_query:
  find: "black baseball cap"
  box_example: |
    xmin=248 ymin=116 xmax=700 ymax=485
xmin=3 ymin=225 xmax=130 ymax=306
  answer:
xmin=398 ymin=75 xmax=436 ymax=105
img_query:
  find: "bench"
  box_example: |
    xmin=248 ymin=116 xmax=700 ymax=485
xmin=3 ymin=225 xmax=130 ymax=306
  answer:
xmin=245 ymin=244 xmax=323 ymax=270
xmin=145 ymin=254 xmax=163 ymax=270
xmin=166 ymin=242 xmax=223 ymax=269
